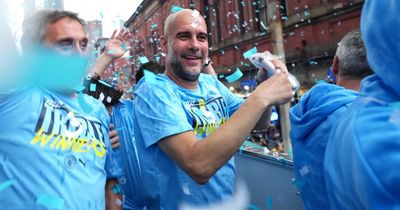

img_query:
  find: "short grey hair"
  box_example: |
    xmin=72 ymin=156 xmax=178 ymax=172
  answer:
xmin=21 ymin=10 xmax=86 ymax=53
xmin=336 ymin=29 xmax=372 ymax=78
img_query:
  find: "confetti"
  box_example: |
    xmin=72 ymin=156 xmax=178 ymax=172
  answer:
xmin=248 ymin=204 xmax=261 ymax=210
xmin=225 ymin=68 xmax=243 ymax=83
xmin=191 ymin=21 xmax=199 ymax=28
xmin=89 ymin=83 xmax=97 ymax=92
xmin=0 ymin=180 xmax=15 ymax=192
xmin=99 ymin=80 xmax=112 ymax=87
xmin=112 ymin=184 xmax=124 ymax=195
xmin=98 ymin=92 xmax=105 ymax=102
xmin=138 ymin=56 xmax=149 ymax=64
xmin=299 ymin=166 xmax=310 ymax=176
xmin=182 ymin=183 xmax=191 ymax=195
xmin=191 ymin=10 xmax=200 ymax=17
xmin=171 ymin=5 xmax=184 ymax=13
xmin=291 ymin=178 xmax=305 ymax=188
xmin=106 ymin=96 xmax=112 ymax=103
xmin=243 ymin=47 xmax=257 ymax=59
xmin=151 ymin=23 xmax=158 ymax=29
xmin=36 ymin=194 xmax=64 ymax=210
xmin=115 ymin=198 xmax=123 ymax=207
xmin=389 ymin=109 xmax=400 ymax=124
xmin=108 ymin=49 xmax=116 ymax=54
xmin=121 ymin=43 xmax=127 ymax=51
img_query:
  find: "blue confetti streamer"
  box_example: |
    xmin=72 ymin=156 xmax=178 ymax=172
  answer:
xmin=248 ymin=204 xmax=261 ymax=210
xmin=98 ymin=80 xmax=112 ymax=87
xmin=89 ymin=83 xmax=97 ymax=92
xmin=36 ymin=194 xmax=64 ymax=210
xmin=0 ymin=179 xmax=15 ymax=192
xmin=226 ymin=68 xmax=243 ymax=83
xmin=108 ymin=49 xmax=116 ymax=54
xmin=171 ymin=5 xmax=184 ymax=13
xmin=138 ymin=56 xmax=149 ymax=64
xmin=121 ymin=43 xmax=127 ymax=51
xmin=243 ymin=47 xmax=257 ymax=59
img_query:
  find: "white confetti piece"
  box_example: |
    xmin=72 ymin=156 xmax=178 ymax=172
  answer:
xmin=114 ymin=198 xmax=123 ymax=207
xmin=182 ymin=183 xmax=191 ymax=195
xmin=191 ymin=21 xmax=199 ymax=28
xmin=192 ymin=10 xmax=200 ymax=18
xmin=299 ymin=166 xmax=310 ymax=176
xmin=389 ymin=109 xmax=400 ymax=125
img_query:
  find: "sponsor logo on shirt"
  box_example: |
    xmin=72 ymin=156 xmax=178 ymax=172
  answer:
xmin=186 ymin=97 xmax=229 ymax=138
xmin=31 ymin=98 xmax=107 ymax=157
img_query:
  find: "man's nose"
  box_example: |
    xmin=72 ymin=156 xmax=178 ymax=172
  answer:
xmin=189 ymin=37 xmax=200 ymax=52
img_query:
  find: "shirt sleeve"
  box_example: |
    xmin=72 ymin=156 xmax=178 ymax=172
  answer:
xmin=134 ymin=81 xmax=194 ymax=148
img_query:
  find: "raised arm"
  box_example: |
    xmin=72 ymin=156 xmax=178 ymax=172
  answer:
xmin=89 ymin=29 xmax=131 ymax=78
xmin=158 ymin=64 xmax=292 ymax=184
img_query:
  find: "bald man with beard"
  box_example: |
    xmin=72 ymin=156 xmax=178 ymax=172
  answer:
xmin=132 ymin=9 xmax=293 ymax=209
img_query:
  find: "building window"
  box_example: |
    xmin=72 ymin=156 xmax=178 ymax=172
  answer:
xmin=205 ymin=0 xmax=222 ymax=46
xmin=254 ymin=0 xmax=269 ymax=32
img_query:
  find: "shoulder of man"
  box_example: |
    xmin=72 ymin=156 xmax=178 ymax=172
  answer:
xmin=134 ymin=74 xmax=179 ymax=100
xmin=346 ymin=102 xmax=400 ymax=199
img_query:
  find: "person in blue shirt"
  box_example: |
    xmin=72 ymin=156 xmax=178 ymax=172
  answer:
xmin=133 ymin=9 xmax=293 ymax=209
xmin=84 ymin=76 xmax=145 ymax=210
xmin=0 ymin=10 xmax=124 ymax=209
xmin=325 ymin=1 xmax=400 ymax=209
xmin=289 ymin=30 xmax=372 ymax=210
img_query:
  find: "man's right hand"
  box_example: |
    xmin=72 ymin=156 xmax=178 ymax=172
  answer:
xmin=252 ymin=62 xmax=293 ymax=107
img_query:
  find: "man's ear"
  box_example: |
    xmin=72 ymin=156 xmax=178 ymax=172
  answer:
xmin=332 ymin=55 xmax=339 ymax=76
xmin=160 ymin=35 xmax=168 ymax=53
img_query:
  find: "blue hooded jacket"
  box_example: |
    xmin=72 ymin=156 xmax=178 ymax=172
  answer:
xmin=324 ymin=0 xmax=400 ymax=209
xmin=290 ymin=83 xmax=357 ymax=210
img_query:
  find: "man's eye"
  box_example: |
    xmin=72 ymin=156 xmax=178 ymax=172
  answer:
xmin=81 ymin=42 xmax=88 ymax=50
xmin=198 ymin=35 xmax=208 ymax=41
xmin=58 ymin=41 xmax=73 ymax=49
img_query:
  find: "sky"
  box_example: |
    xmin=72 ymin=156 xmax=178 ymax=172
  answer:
xmin=64 ymin=0 xmax=143 ymax=36
xmin=2 ymin=0 xmax=143 ymax=50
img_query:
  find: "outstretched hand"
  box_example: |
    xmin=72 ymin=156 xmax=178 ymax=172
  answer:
xmin=104 ymin=29 xmax=132 ymax=58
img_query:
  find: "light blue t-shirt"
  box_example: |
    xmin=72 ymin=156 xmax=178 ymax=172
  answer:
xmin=133 ymin=73 xmax=244 ymax=210
xmin=111 ymin=100 xmax=145 ymax=210
xmin=0 ymin=88 xmax=122 ymax=210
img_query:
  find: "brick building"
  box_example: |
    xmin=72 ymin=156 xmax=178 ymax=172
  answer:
xmin=125 ymin=0 xmax=364 ymax=93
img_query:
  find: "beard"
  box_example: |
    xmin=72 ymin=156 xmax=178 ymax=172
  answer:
xmin=170 ymin=54 xmax=203 ymax=82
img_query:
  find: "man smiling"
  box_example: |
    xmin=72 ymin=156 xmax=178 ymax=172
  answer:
xmin=133 ymin=9 xmax=293 ymax=209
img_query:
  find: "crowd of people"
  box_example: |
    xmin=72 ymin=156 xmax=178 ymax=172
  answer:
xmin=0 ymin=0 xmax=399 ymax=209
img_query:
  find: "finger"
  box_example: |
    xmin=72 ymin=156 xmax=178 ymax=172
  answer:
xmin=110 ymin=29 xmax=118 ymax=39
xmin=116 ymin=29 xmax=124 ymax=40
xmin=109 ymin=130 xmax=118 ymax=137
xmin=110 ymin=135 xmax=119 ymax=144
xmin=270 ymin=59 xmax=288 ymax=74
xmin=111 ymin=142 xmax=120 ymax=149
